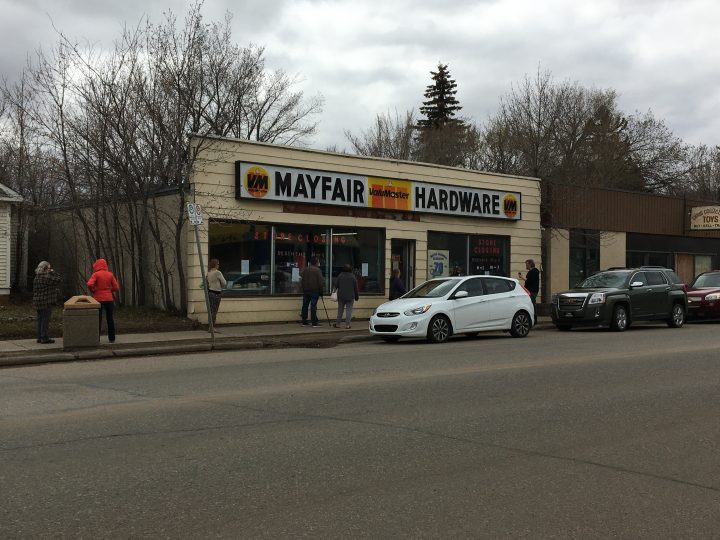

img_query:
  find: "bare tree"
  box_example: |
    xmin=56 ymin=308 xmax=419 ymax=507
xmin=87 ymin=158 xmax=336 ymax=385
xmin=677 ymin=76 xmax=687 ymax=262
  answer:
xmin=345 ymin=110 xmax=417 ymax=160
xmin=1 ymin=1 xmax=324 ymax=312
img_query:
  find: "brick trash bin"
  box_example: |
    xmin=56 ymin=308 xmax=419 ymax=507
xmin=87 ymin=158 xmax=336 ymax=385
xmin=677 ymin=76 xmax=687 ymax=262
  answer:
xmin=63 ymin=295 xmax=101 ymax=349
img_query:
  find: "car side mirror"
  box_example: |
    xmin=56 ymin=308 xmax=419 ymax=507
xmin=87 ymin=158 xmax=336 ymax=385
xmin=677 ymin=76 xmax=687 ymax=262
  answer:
xmin=454 ymin=290 xmax=469 ymax=299
xmin=630 ymin=281 xmax=644 ymax=288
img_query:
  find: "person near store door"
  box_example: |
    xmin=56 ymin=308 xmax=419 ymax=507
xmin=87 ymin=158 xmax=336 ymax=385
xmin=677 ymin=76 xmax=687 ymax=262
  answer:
xmin=300 ymin=256 xmax=323 ymax=327
xmin=87 ymin=258 xmax=120 ymax=343
xmin=33 ymin=260 xmax=62 ymax=344
xmin=519 ymin=259 xmax=540 ymax=324
xmin=333 ymin=264 xmax=359 ymax=329
xmin=389 ymin=268 xmax=406 ymax=300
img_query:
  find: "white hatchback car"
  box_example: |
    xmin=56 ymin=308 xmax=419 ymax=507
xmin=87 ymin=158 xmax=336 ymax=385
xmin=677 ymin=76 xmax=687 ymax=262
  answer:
xmin=370 ymin=276 xmax=534 ymax=343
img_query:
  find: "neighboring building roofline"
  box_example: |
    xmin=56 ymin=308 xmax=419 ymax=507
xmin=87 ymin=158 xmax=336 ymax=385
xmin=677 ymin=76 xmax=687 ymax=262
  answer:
xmin=0 ymin=182 xmax=23 ymax=203
xmin=188 ymin=133 xmax=542 ymax=184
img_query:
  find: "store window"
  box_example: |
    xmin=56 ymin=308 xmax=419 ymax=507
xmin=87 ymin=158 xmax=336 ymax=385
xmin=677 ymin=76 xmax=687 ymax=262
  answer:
xmin=469 ymin=235 xmax=509 ymax=276
xmin=427 ymin=232 xmax=510 ymax=277
xmin=570 ymin=229 xmax=600 ymax=287
xmin=209 ymin=221 xmax=384 ymax=296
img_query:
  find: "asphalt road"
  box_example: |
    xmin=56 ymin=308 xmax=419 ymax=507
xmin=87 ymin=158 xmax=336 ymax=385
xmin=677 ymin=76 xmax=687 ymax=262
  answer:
xmin=2 ymin=323 xmax=720 ymax=539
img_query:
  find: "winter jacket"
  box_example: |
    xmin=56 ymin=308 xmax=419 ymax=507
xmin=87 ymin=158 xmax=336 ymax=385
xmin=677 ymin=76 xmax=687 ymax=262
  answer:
xmin=335 ymin=271 xmax=359 ymax=302
xmin=300 ymin=264 xmax=324 ymax=294
xmin=33 ymin=271 xmax=62 ymax=310
xmin=87 ymin=259 xmax=120 ymax=302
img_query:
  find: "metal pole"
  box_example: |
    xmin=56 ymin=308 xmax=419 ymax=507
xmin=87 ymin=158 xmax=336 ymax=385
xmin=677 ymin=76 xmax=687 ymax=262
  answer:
xmin=194 ymin=223 xmax=214 ymax=342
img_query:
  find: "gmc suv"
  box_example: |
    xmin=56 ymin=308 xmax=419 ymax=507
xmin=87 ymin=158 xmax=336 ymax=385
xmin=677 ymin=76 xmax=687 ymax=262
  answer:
xmin=551 ymin=267 xmax=687 ymax=331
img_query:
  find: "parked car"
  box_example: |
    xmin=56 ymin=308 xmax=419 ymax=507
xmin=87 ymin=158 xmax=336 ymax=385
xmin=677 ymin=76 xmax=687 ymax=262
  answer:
xmin=686 ymin=270 xmax=720 ymax=320
xmin=369 ymin=275 xmax=534 ymax=344
xmin=551 ymin=266 xmax=687 ymax=331
xmin=224 ymin=272 xmax=271 ymax=294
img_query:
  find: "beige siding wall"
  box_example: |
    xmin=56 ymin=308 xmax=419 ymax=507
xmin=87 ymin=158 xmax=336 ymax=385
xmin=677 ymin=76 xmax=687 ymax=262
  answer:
xmin=600 ymin=231 xmax=626 ymax=270
xmin=548 ymin=228 xmax=570 ymax=297
xmin=188 ymin=137 xmax=542 ymax=324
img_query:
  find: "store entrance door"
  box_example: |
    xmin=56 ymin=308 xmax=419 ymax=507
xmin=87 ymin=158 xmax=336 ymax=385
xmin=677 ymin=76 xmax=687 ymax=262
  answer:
xmin=391 ymin=239 xmax=415 ymax=293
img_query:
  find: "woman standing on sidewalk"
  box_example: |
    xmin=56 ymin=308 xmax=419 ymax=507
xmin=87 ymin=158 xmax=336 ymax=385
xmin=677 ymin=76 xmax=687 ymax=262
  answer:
xmin=333 ymin=264 xmax=359 ymax=329
xmin=206 ymin=258 xmax=227 ymax=326
xmin=87 ymin=258 xmax=120 ymax=343
xmin=33 ymin=261 xmax=62 ymax=344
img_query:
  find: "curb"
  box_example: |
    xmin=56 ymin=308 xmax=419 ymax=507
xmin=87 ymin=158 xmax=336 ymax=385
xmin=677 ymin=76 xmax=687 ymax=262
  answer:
xmin=0 ymin=324 xmax=555 ymax=368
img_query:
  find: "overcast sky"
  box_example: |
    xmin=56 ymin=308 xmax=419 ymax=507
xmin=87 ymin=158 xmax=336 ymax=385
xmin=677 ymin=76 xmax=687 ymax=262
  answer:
xmin=2 ymin=0 xmax=719 ymax=151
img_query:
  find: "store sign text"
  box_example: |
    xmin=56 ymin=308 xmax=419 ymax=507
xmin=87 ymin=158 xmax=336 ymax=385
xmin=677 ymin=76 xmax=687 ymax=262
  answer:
xmin=690 ymin=206 xmax=720 ymax=230
xmin=236 ymin=162 xmax=521 ymax=220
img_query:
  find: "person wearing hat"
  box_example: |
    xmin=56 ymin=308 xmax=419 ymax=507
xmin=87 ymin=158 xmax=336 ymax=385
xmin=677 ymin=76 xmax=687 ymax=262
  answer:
xmin=300 ymin=256 xmax=323 ymax=327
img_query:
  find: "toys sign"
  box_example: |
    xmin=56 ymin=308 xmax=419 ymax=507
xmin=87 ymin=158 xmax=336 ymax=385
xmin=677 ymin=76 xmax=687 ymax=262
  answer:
xmin=187 ymin=203 xmax=203 ymax=226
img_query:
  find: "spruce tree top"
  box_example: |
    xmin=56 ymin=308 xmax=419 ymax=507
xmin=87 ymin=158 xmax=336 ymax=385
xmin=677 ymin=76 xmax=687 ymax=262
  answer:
xmin=418 ymin=63 xmax=463 ymax=129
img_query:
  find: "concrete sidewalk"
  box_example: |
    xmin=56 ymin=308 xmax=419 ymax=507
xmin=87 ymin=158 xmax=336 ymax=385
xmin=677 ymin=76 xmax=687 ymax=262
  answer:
xmin=0 ymin=317 xmax=555 ymax=367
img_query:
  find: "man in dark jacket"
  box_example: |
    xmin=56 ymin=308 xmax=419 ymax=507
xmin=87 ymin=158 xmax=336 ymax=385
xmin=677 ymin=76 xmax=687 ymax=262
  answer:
xmin=520 ymin=259 xmax=540 ymax=324
xmin=32 ymin=261 xmax=62 ymax=344
xmin=300 ymin=256 xmax=324 ymax=327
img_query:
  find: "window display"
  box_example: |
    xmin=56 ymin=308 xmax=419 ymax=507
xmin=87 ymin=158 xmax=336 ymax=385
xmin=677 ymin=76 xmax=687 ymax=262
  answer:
xmin=209 ymin=221 xmax=384 ymax=296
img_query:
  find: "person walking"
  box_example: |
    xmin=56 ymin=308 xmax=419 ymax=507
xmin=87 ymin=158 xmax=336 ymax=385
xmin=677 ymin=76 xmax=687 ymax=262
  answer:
xmin=300 ymin=256 xmax=324 ymax=327
xmin=333 ymin=264 xmax=359 ymax=329
xmin=519 ymin=259 xmax=540 ymax=324
xmin=389 ymin=268 xmax=406 ymax=300
xmin=32 ymin=261 xmax=62 ymax=344
xmin=87 ymin=258 xmax=120 ymax=343
xmin=206 ymin=258 xmax=227 ymax=327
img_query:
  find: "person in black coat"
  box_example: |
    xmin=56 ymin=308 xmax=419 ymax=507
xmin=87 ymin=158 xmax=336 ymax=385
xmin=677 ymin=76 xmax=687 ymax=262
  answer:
xmin=389 ymin=268 xmax=406 ymax=300
xmin=519 ymin=259 xmax=540 ymax=324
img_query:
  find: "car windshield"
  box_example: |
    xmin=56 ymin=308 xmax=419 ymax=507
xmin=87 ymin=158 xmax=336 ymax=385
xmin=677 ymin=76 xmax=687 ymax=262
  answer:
xmin=691 ymin=273 xmax=720 ymax=288
xmin=577 ymin=271 xmax=631 ymax=289
xmin=404 ymin=279 xmax=458 ymax=298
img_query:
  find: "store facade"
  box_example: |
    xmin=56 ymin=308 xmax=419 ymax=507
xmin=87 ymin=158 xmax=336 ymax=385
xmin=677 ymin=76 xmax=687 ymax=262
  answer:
xmin=543 ymin=183 xmax=720 ymax=296
xmin=187 ymin=136 xmax=541 ymax=324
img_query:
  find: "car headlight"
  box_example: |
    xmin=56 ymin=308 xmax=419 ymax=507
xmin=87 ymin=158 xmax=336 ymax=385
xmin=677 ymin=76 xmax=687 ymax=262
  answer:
xmin=404 ymin=304 xmax=431 ymax=316
xmin=705 ymin=293 xmax=720 ymax=301
xmin=588 ymin=293 xmax=605 ymax=305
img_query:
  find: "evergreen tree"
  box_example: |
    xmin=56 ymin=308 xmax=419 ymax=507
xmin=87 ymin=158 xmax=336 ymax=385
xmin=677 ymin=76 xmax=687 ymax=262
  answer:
xmin=415 ymin=63 xmax=467 ymax=166
xmin=418 ymin=64 xmax=464 ymax=128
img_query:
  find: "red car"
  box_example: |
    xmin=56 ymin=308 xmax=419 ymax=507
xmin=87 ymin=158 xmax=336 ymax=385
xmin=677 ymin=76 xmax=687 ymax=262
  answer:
xmin=687 ymin=271 xmax=720 ymax=320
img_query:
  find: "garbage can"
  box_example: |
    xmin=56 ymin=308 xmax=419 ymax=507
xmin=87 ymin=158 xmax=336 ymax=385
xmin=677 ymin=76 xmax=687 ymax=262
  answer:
xmin=63 ymin=295 xmax=101 ymax=349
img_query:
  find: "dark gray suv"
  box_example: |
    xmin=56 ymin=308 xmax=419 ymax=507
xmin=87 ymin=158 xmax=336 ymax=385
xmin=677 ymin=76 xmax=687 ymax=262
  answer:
xmin=551 ymin=267 xmax=687 ymax=331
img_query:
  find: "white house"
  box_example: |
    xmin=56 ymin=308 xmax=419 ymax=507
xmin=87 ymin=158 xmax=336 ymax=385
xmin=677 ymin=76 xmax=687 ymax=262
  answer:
xmin=0 ymin=182 xmax=23 ymax=303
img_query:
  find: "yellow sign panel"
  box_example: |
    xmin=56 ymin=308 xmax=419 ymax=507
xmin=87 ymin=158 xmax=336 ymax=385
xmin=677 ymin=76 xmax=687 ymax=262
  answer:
xmin=367 ymin=178 xmax=412 ymax=211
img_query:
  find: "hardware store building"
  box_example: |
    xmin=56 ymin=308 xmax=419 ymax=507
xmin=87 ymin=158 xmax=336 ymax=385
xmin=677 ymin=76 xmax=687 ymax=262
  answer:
xmin=187 ymin=136 xmax=541 ymax=324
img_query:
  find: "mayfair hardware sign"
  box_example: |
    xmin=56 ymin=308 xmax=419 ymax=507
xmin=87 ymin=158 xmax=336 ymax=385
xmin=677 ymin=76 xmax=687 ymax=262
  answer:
xmin=690 ymin=206 xmax=720 ymax=230
xmin=235 ymin=161 xmax=521 ymax=220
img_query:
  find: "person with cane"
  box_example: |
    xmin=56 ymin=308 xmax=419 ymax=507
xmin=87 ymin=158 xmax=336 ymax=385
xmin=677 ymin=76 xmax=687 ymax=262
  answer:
xmin=300 ymin=256 xmax=323 ymax=327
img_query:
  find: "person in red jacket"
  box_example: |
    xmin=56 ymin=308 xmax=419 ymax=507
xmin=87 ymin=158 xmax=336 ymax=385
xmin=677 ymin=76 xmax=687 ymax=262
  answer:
xmin=87 ymin=258 xmax=120 ymax=343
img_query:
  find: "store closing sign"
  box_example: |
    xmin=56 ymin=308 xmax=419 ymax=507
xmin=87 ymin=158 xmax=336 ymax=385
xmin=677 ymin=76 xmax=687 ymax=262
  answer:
xmin=235 ymin=162 xmax=521 ymax=220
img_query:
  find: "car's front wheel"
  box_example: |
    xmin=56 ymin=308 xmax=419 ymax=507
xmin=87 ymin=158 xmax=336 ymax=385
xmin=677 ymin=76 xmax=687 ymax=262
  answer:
xmin=510 ymin=311 xmax=532 ymax=338
xmin=610 ymin=304 xmax=629 ymax=332
xmin=427 ymin=315 xmax=452 ymax=343
xmin=667 ymin=303 xmax=685 ymax=328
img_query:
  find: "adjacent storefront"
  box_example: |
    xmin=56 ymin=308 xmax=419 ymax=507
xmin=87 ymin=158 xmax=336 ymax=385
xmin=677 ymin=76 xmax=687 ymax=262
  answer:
xmin=187 ymin=136 xmax=541 ymax=324
xmin=542 ymin=183 xmax=720 ymax=296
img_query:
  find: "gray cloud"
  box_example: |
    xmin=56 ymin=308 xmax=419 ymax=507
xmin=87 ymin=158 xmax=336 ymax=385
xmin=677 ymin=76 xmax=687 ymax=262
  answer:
xmin=1 ymin=0 xmax=718 ymax=150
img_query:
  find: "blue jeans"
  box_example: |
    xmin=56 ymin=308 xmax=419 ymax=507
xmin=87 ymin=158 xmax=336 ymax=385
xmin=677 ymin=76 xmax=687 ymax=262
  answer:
xmin=301 ymin=292 xmax=320 ymax=325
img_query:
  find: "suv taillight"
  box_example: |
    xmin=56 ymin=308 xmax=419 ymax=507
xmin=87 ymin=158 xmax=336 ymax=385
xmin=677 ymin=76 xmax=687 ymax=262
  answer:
xmin=521 ymin=286 xmax=531 ymax=296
